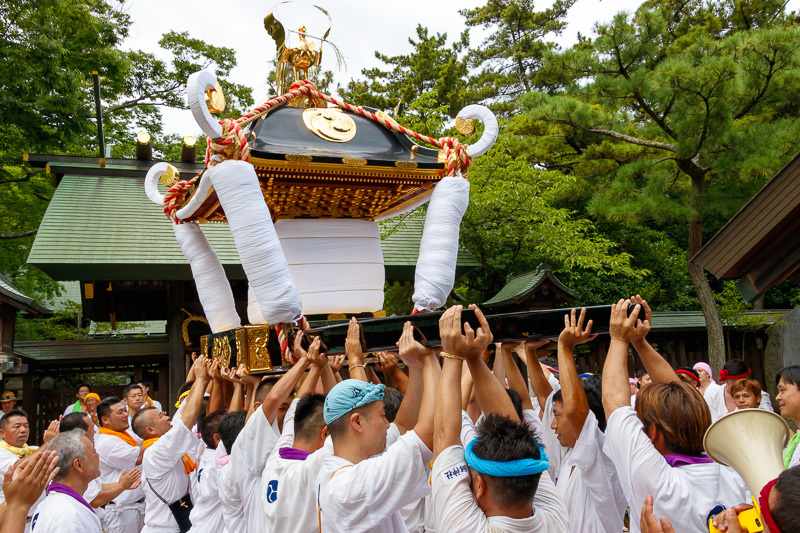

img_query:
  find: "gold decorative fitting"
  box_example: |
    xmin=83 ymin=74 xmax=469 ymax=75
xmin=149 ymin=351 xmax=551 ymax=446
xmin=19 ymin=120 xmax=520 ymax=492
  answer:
xmin=285 ymin=154 xmax=314 ymax=162
xmin=372 ymin=310 xmax=387 ymax=318
xmin=199 ymin=336 xmax=208 ymax=358
xmin=302 ymin=108 xmax=357 ymax=143
xmin=212 ymin=336 xmax=232 ymax=367
xmin=183 ymin=135 xmax=196 ymax=148
xmin=455 ymin=117 xmax=476 ymax=137
xmin=160 ymin=164 xmax=180 ymax=187
xmin=205 ymin=81 xmax=226 ymax=114
xmin=327 ymin=313 xmax=347 ymax=320
xmin=342 ymin=158 xmax=367 ymax=166
xmin=84 ymin=283 xmax=94 ymax=299
xmin=136 ymin=131 xmax=151 ymax=145
xmin=236 ymin=326 xmax=273 ymax=373
xmin=395 ymin=161 xmax=418 ymax=169
xmin=411 ymin=145 xmax=419 ymax=153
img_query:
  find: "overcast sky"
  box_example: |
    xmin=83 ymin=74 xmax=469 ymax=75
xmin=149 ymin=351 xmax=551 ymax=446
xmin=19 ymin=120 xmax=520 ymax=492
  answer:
xmin=120 ymin=0 xmax=800 ymax=137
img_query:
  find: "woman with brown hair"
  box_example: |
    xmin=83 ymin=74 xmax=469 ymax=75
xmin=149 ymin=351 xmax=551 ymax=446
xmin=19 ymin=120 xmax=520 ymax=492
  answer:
xmin=601 ymin=297 xmax=748 ymax=533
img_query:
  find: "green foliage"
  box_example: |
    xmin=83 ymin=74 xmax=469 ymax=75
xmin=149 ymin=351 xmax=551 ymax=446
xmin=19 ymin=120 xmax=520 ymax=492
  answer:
xmin=0 ymin=2 xmax=253 ymax=307
xmin=461 ymin=138 xmax=645 ymax=300
xmin=716 ymin=281 xmax=784 ymax=331
xmin=460 ymin=0 xmax=576 ymax=108
xmin=338 ymin=25 xmax=470 ymax=119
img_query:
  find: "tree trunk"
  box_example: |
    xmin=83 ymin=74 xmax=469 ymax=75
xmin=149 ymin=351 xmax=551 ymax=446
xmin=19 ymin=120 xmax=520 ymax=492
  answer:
xmin=685 ymin=170 xmax=726 ymax=373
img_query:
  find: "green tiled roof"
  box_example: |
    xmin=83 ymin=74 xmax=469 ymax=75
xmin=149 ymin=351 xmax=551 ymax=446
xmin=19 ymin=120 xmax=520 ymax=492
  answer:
xmin=484 ymin=265 xmax=579 ymax=307
xmin=28 ymin=173 xmax=479 ymax=281
xmin=0 ymin=273 xmax=49 ymax=315
xmin=648 ymin=310 xmax=789 ymax=331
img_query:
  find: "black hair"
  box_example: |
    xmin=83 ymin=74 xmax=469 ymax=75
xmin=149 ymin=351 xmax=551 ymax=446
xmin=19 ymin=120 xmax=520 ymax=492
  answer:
xmin=722 ymin=359 xmax=749 ymax=376
xmin=137 ymin=380 xmax=153 ymax=390
xmin=636 ymin=368 xmax=649 ymax=380
xmin=294 ymin=394 xmax=326 ymax=441
xmin=255 ymin=377 xmax=279 ymax=405
xmin=96 ymin=397 xmax=123 ymax=428
xmin=676 ymin=366 xmax=700 ymax=381
xmin=122 ymin=384 xmax=143 ymax=399
xmin=76 ymin=383 xmax=91 ymax=393
xmin=0 ymin=409 xmax=28 ymax=430
xmin=176 ymin=382 xmax=193 ymax=400
xmin=776 ymin=365 xmax=800 ymax=388
xmin=772 ymin=465 xmax=800 ymax=532
xmin=552 ymin=380 xmax=606 ymax=432
xmin=60 ymin=412 xmax=91 ymax=433
xmin=540 ymin=356 xmax=559 ymax=372
xmin=218 ymin=410 xmax=247 ymax=453
xmin=471 ymin=414 xmax=542 ymax=507
xmin=505 ymin=389 xmax=523 ymax=420
xmin=382 ymin=388 xmax=404 ymax=423
xmin=199 ymin=409 xmax=225 ymax=449
xmin=131 ymin=407 xmax=156 ymax=439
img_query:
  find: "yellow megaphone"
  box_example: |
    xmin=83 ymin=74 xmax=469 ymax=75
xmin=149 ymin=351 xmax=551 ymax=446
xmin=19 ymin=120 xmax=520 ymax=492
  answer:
xmin=703 ymin=409 xmax=790 ymax=533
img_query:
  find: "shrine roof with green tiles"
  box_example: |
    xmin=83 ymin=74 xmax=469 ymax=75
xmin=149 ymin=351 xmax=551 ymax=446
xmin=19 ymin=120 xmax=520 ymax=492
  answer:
xmin=25 ymin=155 xmax=479 ymax=281
xmin=0 ymin=272 xmax=50 ymax=315
xmin=483 ymin=264 xmax=580 ymax=310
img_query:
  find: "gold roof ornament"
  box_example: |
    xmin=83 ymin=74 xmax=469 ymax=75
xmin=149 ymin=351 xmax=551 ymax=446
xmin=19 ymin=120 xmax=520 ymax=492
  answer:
xmin=264 ymin=1 xmax=344 ymax=104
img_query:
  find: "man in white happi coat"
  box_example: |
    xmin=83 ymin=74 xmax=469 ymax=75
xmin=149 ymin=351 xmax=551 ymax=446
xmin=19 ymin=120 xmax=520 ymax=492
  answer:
xmin=134 ymin=356 xmax=208 ymax=533
xmin=95 ymin=396 xmax=145 ymax=532
xmin=186 ymin=409 xmax=226 ymax=533
xmin=231 ymin=343 xmax=320 ymax=532
xmin=261 ymin=337 xmax=339 ymax=533
xmin=0 ymin=409 xmax=55 ymax=530
xmin=32 ymin=429 xmax=102 ymax=533
xmin=316 ymin=320 xmax=440 ymax=533
xmin=431 ymin=305 xmax=569 ymax=533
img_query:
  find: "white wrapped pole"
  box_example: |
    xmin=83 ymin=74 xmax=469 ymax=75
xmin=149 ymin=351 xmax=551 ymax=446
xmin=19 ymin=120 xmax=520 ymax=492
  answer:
xmin=173 ymin=223 xmax=241 ymax=333
xmin=412 ymin=175 xmax=470 ymax=312
xmin=247 ymin=284 xmax=267 ymax=325
xmin=208 ymin=160 xmax=303 ymax=324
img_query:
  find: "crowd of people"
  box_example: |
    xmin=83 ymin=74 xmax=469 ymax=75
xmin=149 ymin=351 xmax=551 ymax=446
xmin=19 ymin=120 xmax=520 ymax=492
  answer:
xmin=0 ymin=297 xmax=798 ymax=532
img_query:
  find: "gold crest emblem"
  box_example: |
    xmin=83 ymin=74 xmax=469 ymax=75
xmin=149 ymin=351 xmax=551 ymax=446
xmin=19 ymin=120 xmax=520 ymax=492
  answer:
xmin=302 ymin=108 xmax=356 ymax=143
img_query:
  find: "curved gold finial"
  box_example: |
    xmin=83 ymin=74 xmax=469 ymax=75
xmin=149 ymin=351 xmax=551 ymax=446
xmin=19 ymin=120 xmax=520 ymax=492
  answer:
xmin=455 ymin=117 xmax=476 ymax=137
xmin=205 ymin=81 xmax=226 ymax=114
xmin=160 ymin=164 xmax=180 ymax=187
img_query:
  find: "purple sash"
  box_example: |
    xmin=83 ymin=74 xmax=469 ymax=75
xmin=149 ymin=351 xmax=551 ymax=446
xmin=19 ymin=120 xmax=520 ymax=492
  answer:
xmin=279 ymin=447 xmax=310 ymax=461
xmin=46 ymin=482 xmax=96 ymax=514
xmin=664 ymin=453 xmax=714 ymax=468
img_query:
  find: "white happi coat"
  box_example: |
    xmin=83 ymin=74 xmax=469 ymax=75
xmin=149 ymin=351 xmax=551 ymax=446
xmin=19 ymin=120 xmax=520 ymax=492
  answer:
xmin=141 ymin=411 xmax=199 ymax=533
xmin=604 ymin=407 xmax=749 ymax=533
xmin=32 ymin=492 xmax=102 ymax=533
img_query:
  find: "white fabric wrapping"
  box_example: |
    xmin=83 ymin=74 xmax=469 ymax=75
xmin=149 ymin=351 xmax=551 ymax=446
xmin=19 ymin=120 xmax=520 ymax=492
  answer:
xmin=456 ymin=104 xmax=499 ymax=158
xmin=208 ymin=160 xmax=303 ymax=324
xmin=247 ymin=284 xmax=267 ymax=325
xmin=144 ymin=162 xmax=168 ymax=206
xmin=278 ymin=219 xmax=384 ymax=314
xmin=173 ymin=223 xmax=241 ymax=333
xmin=187 ymin=70 xmax=223 ymax=139
xmin=412 ymin=175 xmax=470 ymax=312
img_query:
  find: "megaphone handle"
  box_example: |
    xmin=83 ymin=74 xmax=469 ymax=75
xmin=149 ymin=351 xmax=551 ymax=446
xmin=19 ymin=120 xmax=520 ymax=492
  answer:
xmin=707 ymin=497 xmax=764 ymax=533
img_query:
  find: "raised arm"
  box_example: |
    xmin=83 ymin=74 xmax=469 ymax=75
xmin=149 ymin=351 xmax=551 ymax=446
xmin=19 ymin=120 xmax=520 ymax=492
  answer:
xmin=525 ymin=343 xmax=554 ymax=415
xmin=602 ymin=299 xmax=642 ymax=419
xmin=435 ymin=336 xmax=464 ymax=460
xmin=345 ymin=317 xmax=368 ymax=382
xmin=392 ymin=322 xmax=429 ymax=435
xmin=296 ymin=338 xmax=325 ymax=398
xmin=91 ymin=469 xmax=141 ymax=508
xmin=262 ymin=356 xmax=311 ymax=423
xmin=629 ymin=295 xmax=679 ymax=384
xmin=182 ymin=355 xmax=211 ymax=429
xmin=220 ymin=365 xmax=246 ymax=412
xmin=206 ymin=359 xmax=225 ymax=414
xmin=378 ymin=352 xmax=409 ymax=395
xmin=558 ymin=308 xmax=596 ymax=438
xmin=501 ymin=343 xmax=534 ymax=411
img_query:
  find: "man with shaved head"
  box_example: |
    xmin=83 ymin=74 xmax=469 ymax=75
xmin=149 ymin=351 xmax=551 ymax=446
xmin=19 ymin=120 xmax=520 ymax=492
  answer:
xmin=134 ymin=356 xmax=209 ymax=532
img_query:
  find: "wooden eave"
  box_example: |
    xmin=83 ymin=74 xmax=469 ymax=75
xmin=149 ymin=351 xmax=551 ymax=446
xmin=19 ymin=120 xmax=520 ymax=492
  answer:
xmin=692 ymin=151 xmax=800 ymax=285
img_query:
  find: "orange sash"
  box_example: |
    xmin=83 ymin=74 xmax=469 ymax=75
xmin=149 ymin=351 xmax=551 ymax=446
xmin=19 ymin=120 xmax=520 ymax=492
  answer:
xmin=99 ymin=427 xmax=138 ymax=447
xmin=142 ymin=438 xmax=196 ymax=474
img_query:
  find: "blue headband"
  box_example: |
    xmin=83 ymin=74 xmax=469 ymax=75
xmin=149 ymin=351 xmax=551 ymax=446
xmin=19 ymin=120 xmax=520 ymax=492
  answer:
xmin=323 ymin=379 xmax=385 ymax=425
xmin=464 ymin=438 xmax=549 ymax=477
